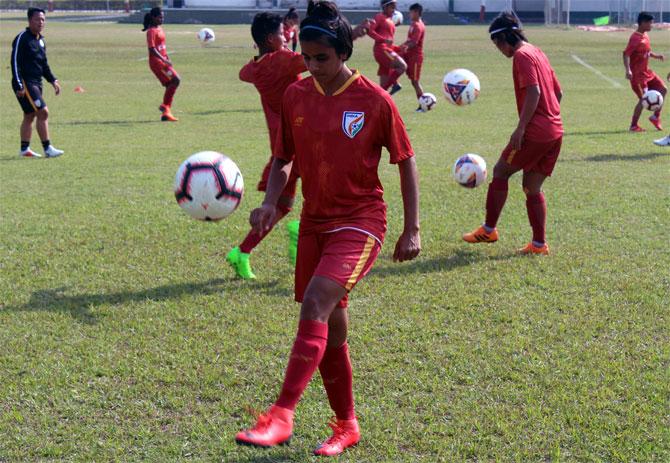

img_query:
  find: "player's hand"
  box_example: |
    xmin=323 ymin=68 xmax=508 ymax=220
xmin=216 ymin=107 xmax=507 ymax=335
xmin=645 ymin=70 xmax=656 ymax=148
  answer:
xmin=385 ymin=39 xmax=393 ymax=46
xmin=510 ymin=126 xmax=525 ymax=151
xmin=658 ymin=54 xmax=665 ymax=61
xmin=393 ymin=229 xmax=421 ymax=262
xmin=16 ymin=88 xmax=26 ymax=98
xmin=667 ymin=72 xmax=670 ymax=82
xmin=52 ymin=80 xmax=61 ymax=95
xmin=250 ymin=203 xmax=277 ymax=235
xmin=625 ymin=70 xmax=632 ymax=80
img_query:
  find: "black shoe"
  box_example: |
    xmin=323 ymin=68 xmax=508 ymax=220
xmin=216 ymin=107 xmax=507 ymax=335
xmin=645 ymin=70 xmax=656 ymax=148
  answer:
xmin=389 ymin=83 xmax=402 ymax=95
xmin=415 ymin=105 xmax=425 ymax=113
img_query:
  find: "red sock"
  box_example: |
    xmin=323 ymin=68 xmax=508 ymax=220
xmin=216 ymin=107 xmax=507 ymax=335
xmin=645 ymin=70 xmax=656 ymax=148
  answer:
xmin=384 ymin=69 xmax=403 ymax=90
xmin=484 ymin=177 xmax=509 ymax=229
xmin=319 ymin=342 xmax=355 ymax=420
xmin=275 ymin=319 xmax=328 ymax=411
xmin=239 ymin=205 xmax=289 ymax=253
xmin=526 ymin=192 xmax=547 ymax=244
xmin=163 ymin=85 xmax=177 ymax=107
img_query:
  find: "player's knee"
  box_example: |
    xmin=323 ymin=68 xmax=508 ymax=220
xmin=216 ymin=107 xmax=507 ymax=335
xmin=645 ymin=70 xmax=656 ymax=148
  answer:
xmin=36 ymin=108 xmax=49 ymax=120
xmin=493 ymin=162 xmax=512 ymax=179
xmin=24 ymin=112 xmax=36 ymax=122
xmin=171 ymin=76 xmax=181 ymax=87
xmin=301 ymin=292 xmax=336 ymax=322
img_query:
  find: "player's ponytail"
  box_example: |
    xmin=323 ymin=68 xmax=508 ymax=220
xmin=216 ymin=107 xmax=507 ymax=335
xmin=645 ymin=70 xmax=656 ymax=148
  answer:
xmin=284 ymin=7 xmax=299 ymax=22
xmin=300 ymin=0 xmax=353 ymax=60
xmin=142 ymin=6 xmax=162 ymax=31
xmin=488 ymin=11 xmax=527 ymax=46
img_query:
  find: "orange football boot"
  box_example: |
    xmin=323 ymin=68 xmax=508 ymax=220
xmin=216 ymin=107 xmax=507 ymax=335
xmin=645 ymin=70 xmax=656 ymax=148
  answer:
xmin=462 ymin=226 xmax=499 ymax=243
xmin=161 ymin=110 xmax=178 ymax=122
xmin=517 ymin=242 xmax=550 ymax=255
xmin=629 ymin=125 xmax=645 ymax=132
xmin=235 ymin=405 xmax=293 ymax=447
xmin=313 ymin=417 xmax=360 ymax=456
xmin=649 ymin=115 xmax=663 ymax=131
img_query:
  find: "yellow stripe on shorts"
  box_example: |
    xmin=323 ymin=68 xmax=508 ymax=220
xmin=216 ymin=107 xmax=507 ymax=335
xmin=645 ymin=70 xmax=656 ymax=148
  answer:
xmin=345 ymin=235 xmax=376 ymax=291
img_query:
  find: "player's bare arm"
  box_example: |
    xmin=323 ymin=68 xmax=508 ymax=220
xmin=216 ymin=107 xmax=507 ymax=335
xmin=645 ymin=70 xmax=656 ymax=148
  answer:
xmin=250 ymin=157 xmax=292 ymax=234
xmin=511 ymin=85 xmax=541 ymax=150
xmin=623 ymin=53 xmax=632 ymax=80
xmin=393 ymin=156 xmax=421 ymax=263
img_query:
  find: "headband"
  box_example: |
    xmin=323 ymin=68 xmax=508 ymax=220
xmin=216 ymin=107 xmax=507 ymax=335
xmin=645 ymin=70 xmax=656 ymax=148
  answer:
xmin=381 ymin=0 xmax=397 ymax=6
xmin=489 ymin=25 xmax=519 ymax=37
xmin=301 ymin=24 xmax=338 ymax=39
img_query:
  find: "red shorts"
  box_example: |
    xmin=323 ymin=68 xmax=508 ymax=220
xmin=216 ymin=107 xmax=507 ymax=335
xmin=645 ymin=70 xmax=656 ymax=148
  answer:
xmin=404 ymin=54 xmax=423 ymax=81
xmin=502 ymin=137 xmax=562 ymax=177
xmin=630 ymin=72 xmax=666 ymax=98
xmin=295 ymin=229 xmax=381 ymax=308
xmin=150 ymin=61 xmax=179 ymax=86
xmin=374 ymin=45 xmax=401 ymax=76
xmin=257 ymin=157 xmax=299 ymax=202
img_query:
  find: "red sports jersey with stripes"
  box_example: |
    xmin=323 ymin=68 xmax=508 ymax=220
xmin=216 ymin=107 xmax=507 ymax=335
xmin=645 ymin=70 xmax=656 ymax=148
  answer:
xmin=512 ymin=43 xmax=563 ymax=142
xmin=405 ymin=19 xmax=425 ymax=57
xmin=146 ymin=26 xmax=168 ymax=63
xmin=624 ymin=31 xmax=653 ymax=81
xmin=275 ymin=71 xmax=414 ymax=242
xmin=368 ymin=13 xmax=395 ymax=45
xmin=239 ymin=48 xmax=306 ymax=152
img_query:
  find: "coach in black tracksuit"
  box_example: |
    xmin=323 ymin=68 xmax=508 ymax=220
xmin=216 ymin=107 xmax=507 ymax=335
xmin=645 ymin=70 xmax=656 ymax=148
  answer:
xmin=11 ymin=7 xmax=64 ymax=158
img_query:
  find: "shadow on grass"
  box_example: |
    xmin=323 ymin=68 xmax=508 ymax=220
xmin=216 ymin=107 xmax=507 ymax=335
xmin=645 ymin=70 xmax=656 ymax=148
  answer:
xmin=565 ymin=129 xmax=630 ymax=136
xmin=371 ymin=248 xmax=518 ymax=277
xmin=584 ymin=152 xmax=669 ymax=162
xmin=190 ymin=108 xmax=262 ymax=116
xmin=6 ymin=278 xmax=287 ymax=324
xmin=58 ymin=119 xmax=162 ymax=126
xmin=224 ymin=450 xmax=309 ymax=463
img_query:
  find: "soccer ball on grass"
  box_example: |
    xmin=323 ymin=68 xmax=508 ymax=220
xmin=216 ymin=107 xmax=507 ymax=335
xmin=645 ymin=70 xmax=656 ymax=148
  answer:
xmin=418 ymin=93 xmax=437 ymax=111
xmin=197 ymin=28 xmax=215 ymax=44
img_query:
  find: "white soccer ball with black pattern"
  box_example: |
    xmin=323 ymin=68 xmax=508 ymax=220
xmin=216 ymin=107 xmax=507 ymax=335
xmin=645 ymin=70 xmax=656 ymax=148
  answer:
xmin=418 ymin=93 xmax=437 ymax=111
xmin=197 ymin=27 xmax=215 ymax=44
xmin=453 ymin=154 xmax=487 ymax=188
xmin=443 ymin=68 xmax=480 ymax=106
xmin=174 ymin=151 xmax=244 ymax=221
xmin=392 ymin=10 xmax=403 ymax=25
xmin=641 ymin=89 xmax=663 ymax=112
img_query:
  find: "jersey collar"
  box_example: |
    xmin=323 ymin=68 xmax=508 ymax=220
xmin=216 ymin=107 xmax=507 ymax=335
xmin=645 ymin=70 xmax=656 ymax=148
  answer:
xmin=313 ymin=69 xmax=361 ymax=96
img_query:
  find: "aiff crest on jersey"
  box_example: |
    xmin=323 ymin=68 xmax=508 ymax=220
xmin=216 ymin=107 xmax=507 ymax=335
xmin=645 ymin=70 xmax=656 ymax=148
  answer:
xmin=342 ymin=111 xmax=365 ymax=139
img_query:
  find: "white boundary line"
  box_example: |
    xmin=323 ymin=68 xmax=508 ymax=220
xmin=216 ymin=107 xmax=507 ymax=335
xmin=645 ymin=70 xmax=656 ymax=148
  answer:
xmin=571 ymin=54 xmax=622 ymax=88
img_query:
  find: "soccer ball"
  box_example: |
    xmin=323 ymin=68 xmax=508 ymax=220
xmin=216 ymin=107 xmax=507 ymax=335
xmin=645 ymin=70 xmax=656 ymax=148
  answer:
xmin=392 ymin=10 xmax=403 ymax=25
xmin=443 ymin=68 xmax=480 ymax=106
xmin=641 ymin=89 xmax=663 ymax=111
xmin=197 ymin=27 xmax=215 ymax=44
xmin=174 ymin=151 xmax=244 ymax=221
xmin=453 ymin=154 xmax=487 ymax=188
xmin=418 ymin=93 xmax=437 ymax=111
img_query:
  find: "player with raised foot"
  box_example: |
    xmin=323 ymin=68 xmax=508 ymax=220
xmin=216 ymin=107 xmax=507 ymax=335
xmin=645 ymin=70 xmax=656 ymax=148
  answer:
xmin=234 ymin=1 xmax=421 ymax=456
xmin=367 ymin=0 xmax=407 ymax=95
xmin=398 ymin=3 xmax=427 ymax=111
xmin=462 ymin=12 xmax=563 ymax=255
xmin=143 ymin=7 xmax=180 ymax=122
xmin=623 ymin=11 xmax=666 ymax=132
xmin=226 ymin=12 xmax=306 ymax=279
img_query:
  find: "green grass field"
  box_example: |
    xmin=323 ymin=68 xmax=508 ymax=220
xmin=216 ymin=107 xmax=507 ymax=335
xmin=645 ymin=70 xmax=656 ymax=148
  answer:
xmin=1 ymin=16 xmax=669 ymax=462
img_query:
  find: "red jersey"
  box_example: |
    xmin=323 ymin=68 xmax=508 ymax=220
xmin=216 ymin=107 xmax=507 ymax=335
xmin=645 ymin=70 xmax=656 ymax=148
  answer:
xmin=275 ymin=71 xmax=414 ymax=242
xmin=368 ymin=13 xmax=395 ymax=47
xmin=239 ymin=48 xmax=306 ymax=152
xmin=146 ymin=26 xmax=168 ymax=64
xmin=624 ymin=31 xmax=653 ymax=80
xmin=512 ymin=43 xmax=563 ymax=142
xmin=405 ymin=19 xmax=425 ymax=57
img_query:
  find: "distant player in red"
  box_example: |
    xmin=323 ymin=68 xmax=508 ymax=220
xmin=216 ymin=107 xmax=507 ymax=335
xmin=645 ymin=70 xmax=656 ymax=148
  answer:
xmin=143 ymin=7 xmax=180 ymax=122
xmin=623 ymin=11 xmax=666 ymax=132
xmin=398 ymin=3 xmax=427 ymax=109
xmin=463 ymin=12 xmax=563 ymax=255
xmin=283 ymin=8 xmax=299 ymax=52
xmin=235 ymin=1 xmax=420 ymax=456
xmin=367 ymin=0 xmax=407 ymax=94
xmin=226 ymin=12 xmax=307 ymax=280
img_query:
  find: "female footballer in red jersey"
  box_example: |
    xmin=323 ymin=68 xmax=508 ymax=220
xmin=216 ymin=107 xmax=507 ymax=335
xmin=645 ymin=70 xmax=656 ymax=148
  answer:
xmin=463 ymin=12 xmax=563 ymax=255
xmin=143 ymin=7 xmax=180 ymax=122
xmin=226 ymin=12 xmax=306 ymax=280
xmin=623 ymin=11 xmax=666 ymax=132
xmin=367 ymin=0 xmax=407 ymax=94
xmin=235 ymin=1 xmax=421 ymax=456
xmin=283 ymin=8 xmax=299 ymax=52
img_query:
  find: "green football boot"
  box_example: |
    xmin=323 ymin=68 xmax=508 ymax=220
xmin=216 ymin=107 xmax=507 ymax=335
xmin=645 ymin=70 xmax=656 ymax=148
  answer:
xmin=286 ymin=220 xmax=300 ymax=266
xmin=226 ymin=246 xmax=256 ymax=280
